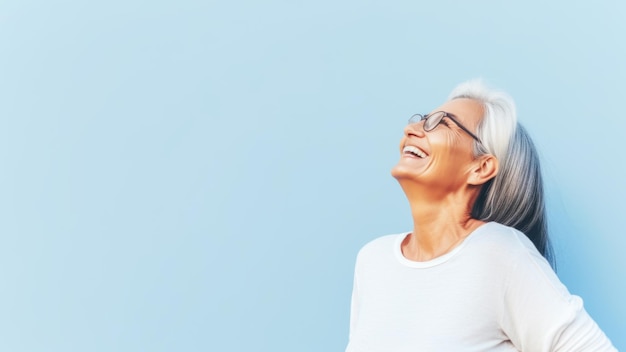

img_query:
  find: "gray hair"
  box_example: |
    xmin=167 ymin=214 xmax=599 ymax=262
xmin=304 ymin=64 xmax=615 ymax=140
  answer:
xmin=449 ymin=80 xmax=555 ymax=268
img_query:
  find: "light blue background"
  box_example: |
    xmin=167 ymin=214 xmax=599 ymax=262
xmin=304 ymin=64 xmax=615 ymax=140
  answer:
xmin=1 ymin=0 xmax=624 ymax=351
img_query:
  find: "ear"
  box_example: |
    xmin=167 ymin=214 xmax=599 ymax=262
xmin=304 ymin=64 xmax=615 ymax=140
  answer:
xmin=467 ymin=154 xmax=499 ymax=186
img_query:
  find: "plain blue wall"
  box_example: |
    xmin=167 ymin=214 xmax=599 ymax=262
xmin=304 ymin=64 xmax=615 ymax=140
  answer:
xmin=1 ymin=0 xmax=624 ymax=351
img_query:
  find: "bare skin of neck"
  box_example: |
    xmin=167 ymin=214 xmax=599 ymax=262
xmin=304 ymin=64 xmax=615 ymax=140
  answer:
xmin=401 ymin=187 xmax=485 ymax=262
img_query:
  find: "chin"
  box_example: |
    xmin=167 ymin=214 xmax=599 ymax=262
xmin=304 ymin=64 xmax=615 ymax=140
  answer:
xmin=391 ymin=161 xmax=435 ymax=189
xmin=391 ymin=163 xmax=416 ymax=181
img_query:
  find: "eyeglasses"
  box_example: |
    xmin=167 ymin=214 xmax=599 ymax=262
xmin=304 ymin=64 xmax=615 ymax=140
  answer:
xmin=408 ymin=111 xmax=483 ymax=145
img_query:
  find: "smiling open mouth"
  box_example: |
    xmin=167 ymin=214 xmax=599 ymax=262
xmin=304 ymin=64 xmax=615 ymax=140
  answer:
xmin=403 ymin=145 xmax=427 ymax=158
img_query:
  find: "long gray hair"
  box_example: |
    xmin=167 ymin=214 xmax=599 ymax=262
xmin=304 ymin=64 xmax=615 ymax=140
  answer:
xmin=449 ymin=80 xmax=555 ymax=268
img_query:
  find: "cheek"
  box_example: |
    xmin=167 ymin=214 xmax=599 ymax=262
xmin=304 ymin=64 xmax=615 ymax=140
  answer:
xmin=432 ymin=140 xmax=474 ymax=169
xmin=432 ymin=134 xmax=462 ymax=157
xmin=443 ymin=132 xmax=475 ymax=156
xmin=398 ymin=137 xmax=407 ymax=153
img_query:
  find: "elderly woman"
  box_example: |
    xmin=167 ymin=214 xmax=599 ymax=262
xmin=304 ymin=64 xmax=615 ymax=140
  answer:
xmin=345 ymin=81 xmax=616 ymax=351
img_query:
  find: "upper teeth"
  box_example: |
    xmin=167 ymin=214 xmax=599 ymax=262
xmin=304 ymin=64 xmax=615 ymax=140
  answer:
xmin=403 ymin=145 xmax=426 ymax=158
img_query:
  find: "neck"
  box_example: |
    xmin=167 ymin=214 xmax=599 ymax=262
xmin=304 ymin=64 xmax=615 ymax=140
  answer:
xmin=400 ymin=185 xmax=483 ymax=262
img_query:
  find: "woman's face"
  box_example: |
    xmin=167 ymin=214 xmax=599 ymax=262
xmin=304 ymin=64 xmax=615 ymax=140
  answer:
xmin=391 ymin=98 xmax=484 ymax=192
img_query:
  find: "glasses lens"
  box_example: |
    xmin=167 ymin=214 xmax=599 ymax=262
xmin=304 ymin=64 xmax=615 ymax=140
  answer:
xmin=423 ymin=111 xmax=444 ymax=131
xmin=408 ymin=114 xmax=424 ymax=124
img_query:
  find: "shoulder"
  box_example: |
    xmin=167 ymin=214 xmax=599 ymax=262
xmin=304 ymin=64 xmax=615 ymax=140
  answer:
xmin=472 ymin=222 xmax=565 ymax=288
xmin=355 ymin=232 xmax=407 ymax=262
xmin=470 ymin=222 xmax=543 ymax=259
xmin=461 ymin=222 xmax=553 ymax=276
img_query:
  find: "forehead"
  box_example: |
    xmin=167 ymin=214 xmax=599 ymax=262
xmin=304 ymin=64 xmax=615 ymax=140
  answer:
xmin=432 ymin=98 xmax=484 ymax=128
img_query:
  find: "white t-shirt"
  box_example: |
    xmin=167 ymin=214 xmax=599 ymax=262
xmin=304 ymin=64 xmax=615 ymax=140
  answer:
xmin=346 ymin=222 xmax=616 ymax=352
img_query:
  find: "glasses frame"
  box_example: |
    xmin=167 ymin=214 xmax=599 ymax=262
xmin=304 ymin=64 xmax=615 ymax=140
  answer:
xmin=409 ymin=111 xmax=483 ymax=145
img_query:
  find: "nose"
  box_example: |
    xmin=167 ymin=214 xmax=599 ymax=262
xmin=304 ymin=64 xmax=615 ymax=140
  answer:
xmin=404 ymin=120 xmax=426 ymax=138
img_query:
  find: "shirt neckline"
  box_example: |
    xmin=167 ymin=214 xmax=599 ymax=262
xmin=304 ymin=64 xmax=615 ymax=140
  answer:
xmin=394 ymin=222 xmax=492 ymax=268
